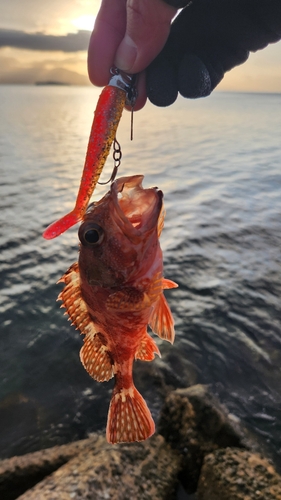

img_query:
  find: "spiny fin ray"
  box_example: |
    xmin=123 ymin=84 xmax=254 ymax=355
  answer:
xmin=57 ymin=262 xmax=97 ymax=337
xmin=135 ymin=333 xmax=161 ymax=361
xmin=149 ymin=292 xmax=175 ymax=344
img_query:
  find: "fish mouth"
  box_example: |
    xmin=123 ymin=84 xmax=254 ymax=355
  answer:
xmin=111 ymin=175 xmax=163 ymax=236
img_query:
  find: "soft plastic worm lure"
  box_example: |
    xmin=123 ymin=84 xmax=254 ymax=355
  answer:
xmin=43 ymin=70 xmax=136 ymax=240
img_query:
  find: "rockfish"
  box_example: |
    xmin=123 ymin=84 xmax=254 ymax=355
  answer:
xmin=58 ymin=175 xmax=177 ymax=444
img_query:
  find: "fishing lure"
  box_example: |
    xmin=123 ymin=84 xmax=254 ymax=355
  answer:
xmin=43 ymin=70 xmax=136 ymax=240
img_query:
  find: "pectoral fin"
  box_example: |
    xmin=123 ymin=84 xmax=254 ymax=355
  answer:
xmin=162 ymin=278 xmax=178 ymax=289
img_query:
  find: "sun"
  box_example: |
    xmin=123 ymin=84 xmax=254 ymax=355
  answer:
xmin=71 ymin=15 xmax=96 ymax=31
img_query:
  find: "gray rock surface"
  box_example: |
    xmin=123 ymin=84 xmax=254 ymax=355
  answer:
xmin=158 ymin=384 xmax=246 ymax=493
xmin=197 ymin=447 xmax=281 ymax=500
xmin=0 ymin=435 xmax=101 ymax=500
xmin=17 ymin=434 xmax=181 ymax=500
xmin=1 ymin=384 xmax=280 ymax=500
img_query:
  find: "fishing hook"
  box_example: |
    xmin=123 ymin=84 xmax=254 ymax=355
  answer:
xmin=98 ymin=138 xmax=122 ymax=185
xmin=98 ymin=69 xmax=137 ymax=185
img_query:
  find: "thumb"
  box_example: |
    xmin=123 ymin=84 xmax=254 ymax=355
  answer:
xmin=114 ymin=0 xmax=176 ymax=73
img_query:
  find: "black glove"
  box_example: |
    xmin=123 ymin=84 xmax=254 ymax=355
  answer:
xmin=147 ymin=0 xmax=281 ymax=106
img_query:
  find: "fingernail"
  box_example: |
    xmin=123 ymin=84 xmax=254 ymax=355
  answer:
xmin=115 ymin=35 xmax=137 ymax=72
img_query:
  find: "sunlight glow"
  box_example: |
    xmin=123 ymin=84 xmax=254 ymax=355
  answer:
xmin=71 ymin=15 xmax=96 ymax=32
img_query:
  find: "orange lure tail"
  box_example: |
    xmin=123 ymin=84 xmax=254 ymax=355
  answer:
xmin=43 ymin=71 xmax=135 ymax=240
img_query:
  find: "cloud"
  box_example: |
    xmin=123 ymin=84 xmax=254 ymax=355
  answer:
xmin=0 ymin=28 xmax=91 ymax=52
xmin=0 ymin=49 xmax=90 ymax=85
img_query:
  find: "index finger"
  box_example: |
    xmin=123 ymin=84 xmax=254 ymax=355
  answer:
xmin=88 ymin=0 xmax=127 ymax=87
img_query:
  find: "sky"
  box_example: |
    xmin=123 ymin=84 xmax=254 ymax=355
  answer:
xmin=0 ymin=0 xmax=281 ymax=92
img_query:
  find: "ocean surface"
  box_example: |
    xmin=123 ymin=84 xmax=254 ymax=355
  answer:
xmin=0 ymin=85 xmax=281 ymax=468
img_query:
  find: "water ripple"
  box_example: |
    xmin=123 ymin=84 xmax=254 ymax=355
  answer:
xmin=0 ymin=86 xmax=281 ymax=465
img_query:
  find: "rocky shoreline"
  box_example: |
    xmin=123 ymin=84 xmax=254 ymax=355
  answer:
xmin=1 ymin=385 xmax=281 ymax=500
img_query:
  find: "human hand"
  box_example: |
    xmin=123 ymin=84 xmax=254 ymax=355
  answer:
xmin=147 ymin=0 xmax=281 ymax=106
xmin=87 ymin=0 xmax=177 ymax=110
xmin=89 ymin=0 xmax=281 ymax=110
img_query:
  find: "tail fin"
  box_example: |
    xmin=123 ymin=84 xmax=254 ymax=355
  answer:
xmin=106 ymin=386 xmax=155 ymax=444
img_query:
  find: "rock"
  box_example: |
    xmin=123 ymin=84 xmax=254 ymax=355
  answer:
xmin=157 ymin=384 xmax=246 ymax=493
xmin=2 ymin=384 xmax=276 ymax=500
xmin=0 ymin=435 xmax=101 ymax=500
xmin=17 ymin=434 xmax=181 ymax=500
xmin=197 ymin=447 xmax=281 ymax=500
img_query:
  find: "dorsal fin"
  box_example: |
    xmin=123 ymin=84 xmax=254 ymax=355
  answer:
xmin=57 ymin=262 xmax=97 ymax=336
xmin=58 ymin=263 xmax=113 ymax=381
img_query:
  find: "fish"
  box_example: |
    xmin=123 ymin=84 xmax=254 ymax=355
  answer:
xmin=43 ymin=70 xmax=135 ymax=241
xmin=57 ymin=175 xmax=177 ymax=444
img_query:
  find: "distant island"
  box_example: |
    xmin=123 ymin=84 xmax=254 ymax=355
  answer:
xmin=35 ymin=81 xmax=70 ymax=86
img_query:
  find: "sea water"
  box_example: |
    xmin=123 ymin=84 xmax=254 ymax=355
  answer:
xmin=0 ymin=85 xmax=280 ymax=467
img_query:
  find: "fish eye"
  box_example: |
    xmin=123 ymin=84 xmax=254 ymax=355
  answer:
xmin=79 ymin=223 xmax=104 ymax=246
